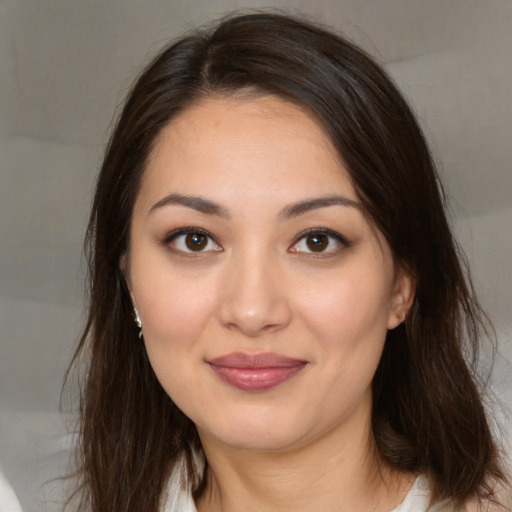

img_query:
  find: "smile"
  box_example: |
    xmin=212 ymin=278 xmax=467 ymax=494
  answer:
xmin=207 ymin=352 xmax=307 ymax=391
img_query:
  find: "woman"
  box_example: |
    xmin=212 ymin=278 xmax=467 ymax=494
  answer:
xmin=66 ymin=12 xmax=509 ymax=512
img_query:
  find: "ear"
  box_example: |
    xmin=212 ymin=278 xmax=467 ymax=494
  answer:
xmin=387 ymin=267 xmax=416 ymax=330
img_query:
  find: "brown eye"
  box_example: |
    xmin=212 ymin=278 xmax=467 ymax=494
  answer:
xmin=290 ymin=229 xmax=348 ymax=255
xmin=185 ymin=232 xmax=208 ymax=251
xmin=306 ymin=233 xmax=329 ymax=252
xmin=167 ymin=229 xmax=221 ymax=253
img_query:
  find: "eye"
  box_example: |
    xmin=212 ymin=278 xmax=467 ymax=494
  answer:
xmin=164 ymin=228 xmax=221 ymax=253
xmin=289 ymin=229 xmax=348 ymax=255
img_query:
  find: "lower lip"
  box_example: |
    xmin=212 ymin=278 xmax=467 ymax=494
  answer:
xmin=209 ymin=363 xmax=306 ymax=391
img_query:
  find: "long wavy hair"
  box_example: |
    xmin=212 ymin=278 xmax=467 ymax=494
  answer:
xmin=65 ymin=12 xmax=507 ymax=511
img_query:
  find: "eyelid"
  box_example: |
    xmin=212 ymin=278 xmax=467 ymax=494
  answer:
xmin=289 ymin=227 xmax=350 ymax=254
xmin=162 ymin=226 xmax=222 ymax=253
xmin=161 ymin=226 xmax=349 ymax=255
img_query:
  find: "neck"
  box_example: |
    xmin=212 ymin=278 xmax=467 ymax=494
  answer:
xmin=195 ymin=408 xmax=414 ymax=512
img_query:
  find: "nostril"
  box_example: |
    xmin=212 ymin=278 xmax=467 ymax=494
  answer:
xmin=218 ymin=298 xmax=292 ymax=337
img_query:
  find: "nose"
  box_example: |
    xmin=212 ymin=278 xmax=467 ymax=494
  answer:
xmin=217 ymin=251 xmax=292 ymax=337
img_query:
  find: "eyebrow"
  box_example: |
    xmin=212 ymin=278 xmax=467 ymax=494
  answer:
xmin=149 ymin=193 xmax=360 ymax=218
xmin=149 ymin=193 xmax=230 ymax=218
xmin=279 ymin=195 xmax=360 ymax=219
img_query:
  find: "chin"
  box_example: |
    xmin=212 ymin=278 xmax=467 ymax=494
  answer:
xmin=202 ymin=428 xmax=307 ymax=453
xmin=195 ymin=407 xmax=316 ymax=453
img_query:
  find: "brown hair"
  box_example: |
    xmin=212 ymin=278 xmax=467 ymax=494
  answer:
xmin=65 ymin=12 xmax=507 ymax=511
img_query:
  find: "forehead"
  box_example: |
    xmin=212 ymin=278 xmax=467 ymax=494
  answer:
xmin=138 ymin=95 xmax=357 ymax=210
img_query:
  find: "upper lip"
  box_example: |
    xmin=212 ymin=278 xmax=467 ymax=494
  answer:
xmin=207 ymin=352 xmax=307 ymax=368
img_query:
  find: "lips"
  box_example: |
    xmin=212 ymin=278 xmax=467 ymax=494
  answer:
xmin=207 ymin=352 xmax=307 ymax=391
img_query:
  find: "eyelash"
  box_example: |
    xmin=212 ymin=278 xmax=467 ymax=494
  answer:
xmin=289 ymin=228 xmax=350 ymax=257
xmin=162 ymin=227 xmax=350 ymax=256
xmin=162 ymin=227 xmax=221 ymax=255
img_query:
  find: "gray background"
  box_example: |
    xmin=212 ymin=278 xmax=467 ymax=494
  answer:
xmin=1 ymin=1 xmax=511 ymax=510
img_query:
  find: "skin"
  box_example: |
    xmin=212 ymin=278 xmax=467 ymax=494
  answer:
xmin=128 ymin=95 xmax=416 ymax=511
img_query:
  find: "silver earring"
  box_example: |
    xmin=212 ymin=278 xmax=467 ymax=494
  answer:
xmin=133 ymin=307 xmax=143 ymax=339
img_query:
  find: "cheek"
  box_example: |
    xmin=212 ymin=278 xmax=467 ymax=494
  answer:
xmin=133 ymin=271 xmax=219 ymax=411
xmin=129 ymin=251 xmax=220 ymax=396
xmin=295 ymin=265 xmax=392 ymax=388
xmin=299 ymin=269 xmax=392 ymax=342
xmin=137 ymin=274 xmax=218 ymax=345
xmin=302 ymin=276 xmax=390 ymax=417
xmin=129 ymin=240 xmax=217 ymax=337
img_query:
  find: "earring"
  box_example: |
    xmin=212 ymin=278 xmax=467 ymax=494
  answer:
xmin=133 ymin=307 xmax=143 ymax=339
xmin=397 ymin=312 xmax=406 ymax=323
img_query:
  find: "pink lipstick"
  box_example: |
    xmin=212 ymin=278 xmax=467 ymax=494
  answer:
xmin=207 ymin=352 xmax=307 ymax=391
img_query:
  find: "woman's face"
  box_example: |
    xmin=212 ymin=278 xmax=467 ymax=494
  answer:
xmin=128 ymin=96 xmax=412 ymax=452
